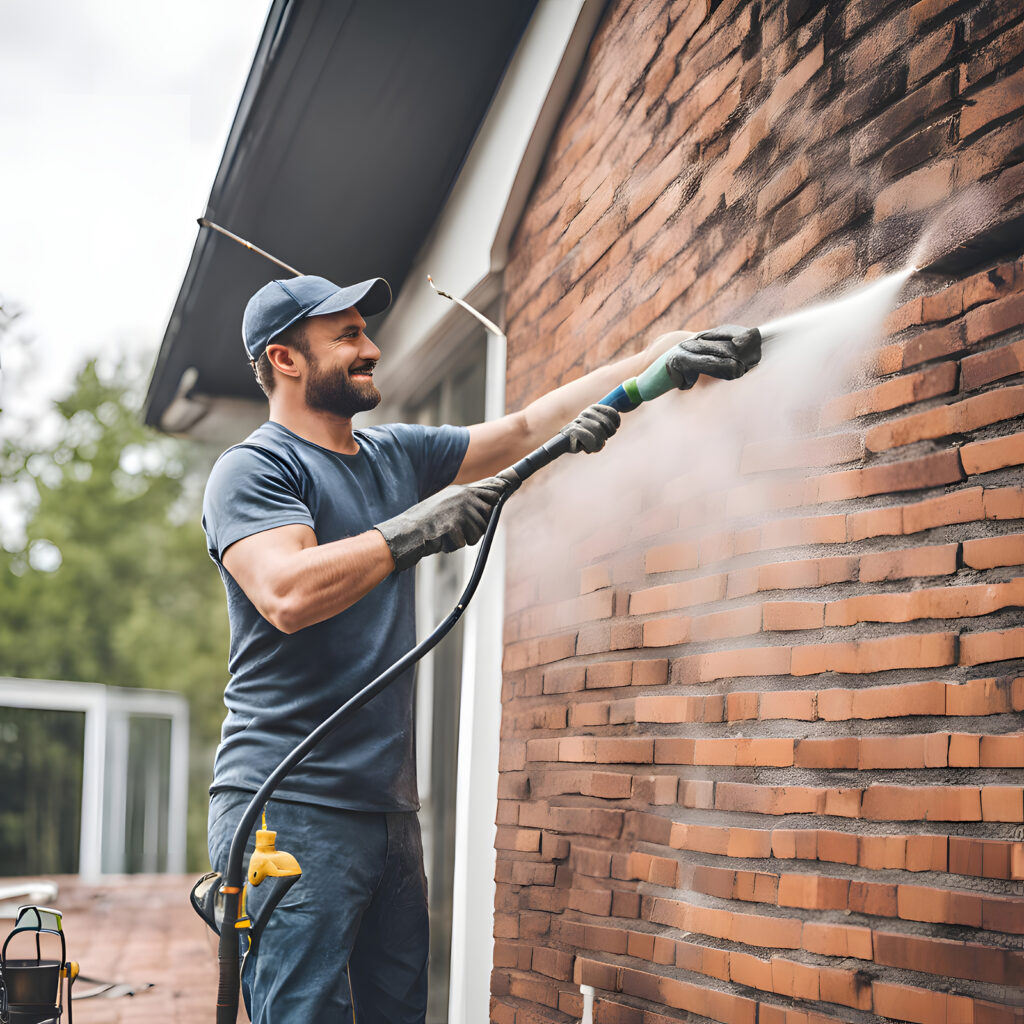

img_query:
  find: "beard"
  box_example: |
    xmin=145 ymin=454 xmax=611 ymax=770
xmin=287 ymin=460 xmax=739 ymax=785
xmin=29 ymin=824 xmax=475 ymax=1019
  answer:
xmin=303 ymin=356 xmax=381 ymax=418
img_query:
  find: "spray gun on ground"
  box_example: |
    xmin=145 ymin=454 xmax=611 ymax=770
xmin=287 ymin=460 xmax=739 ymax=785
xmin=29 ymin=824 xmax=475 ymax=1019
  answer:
xmin=191 ymin=219 xmax=916 ymax=1022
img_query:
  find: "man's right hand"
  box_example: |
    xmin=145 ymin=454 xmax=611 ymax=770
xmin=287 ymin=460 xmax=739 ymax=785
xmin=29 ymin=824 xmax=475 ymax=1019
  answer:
xmin=376 ymin=471 xmax=519 ymax=573
xmin=664 ymin=325 xmax=762 ymax=390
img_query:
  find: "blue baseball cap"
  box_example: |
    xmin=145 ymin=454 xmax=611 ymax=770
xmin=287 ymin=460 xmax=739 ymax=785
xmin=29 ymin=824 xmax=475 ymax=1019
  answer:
xmin=242 ymin=275 xmax=392 ymax=361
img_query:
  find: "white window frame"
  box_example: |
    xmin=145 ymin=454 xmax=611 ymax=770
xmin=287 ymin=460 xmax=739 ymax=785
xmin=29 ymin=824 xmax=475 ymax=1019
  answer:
xmin=0 ymin=677 xmax=189 ymax=881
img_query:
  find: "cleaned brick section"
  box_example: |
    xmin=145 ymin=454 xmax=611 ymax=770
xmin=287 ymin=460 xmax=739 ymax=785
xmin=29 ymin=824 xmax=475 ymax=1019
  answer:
xmin=492 ymin=1 xmax=1024 ymax=1021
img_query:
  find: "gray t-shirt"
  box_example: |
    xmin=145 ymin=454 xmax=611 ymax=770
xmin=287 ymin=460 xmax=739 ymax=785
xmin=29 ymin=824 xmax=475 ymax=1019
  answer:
xmin=202 ymin=419 xmax=470 ymax=811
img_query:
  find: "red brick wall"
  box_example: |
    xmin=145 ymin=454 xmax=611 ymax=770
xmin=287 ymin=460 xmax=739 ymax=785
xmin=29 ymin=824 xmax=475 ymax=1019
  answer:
xmin=493 ymin=1 xmax=1024 ymax=1022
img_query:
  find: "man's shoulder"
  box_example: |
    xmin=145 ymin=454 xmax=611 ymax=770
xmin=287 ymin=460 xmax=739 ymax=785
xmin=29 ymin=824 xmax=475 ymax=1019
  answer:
xmin=206 ymin=424 xmax=303 ymax=493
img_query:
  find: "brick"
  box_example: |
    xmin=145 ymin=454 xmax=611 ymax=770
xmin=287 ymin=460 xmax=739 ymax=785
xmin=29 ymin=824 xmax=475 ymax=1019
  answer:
xmin=586 ymin=660 xmax=632 ymax=689
xmin=958 ymin=337 xmax=1024 ymax=389
xmin=818 ymin=963 xmax=873 ymax=1011
xmin=758 ymin=688 xmax=816 ymax=721
xmin=949 ymin=733 xmax=981 ymax=767
xmin=897 ymin=884 xmax=983 ymax=928
xmin=634 ymin=695 xmax=699 ymax=723
xmin=760 ymin=555 xmax=858 ymax=591
xmin=790 ymin=632 xmax=956 ymax=675
xmin=826 ymin=362 xmax=958 ymax=426
xmin=964 ymin=430 xmax=1024 ymax=476
xmin=763 ymin=600 xmax=824 ymax=630
xmin=872 ymin=982 xmax=961 ymax=1024
xmin=984 ymin=485 xmax=1024 ymax=519
xmin=802 ymin=921 xmax=873 ymax=960
xmin=874 ymin=158 xmax=956 ymax=222
xmin=825 ymin=579 xmax=1024 ymax=626
xmin=846 ymin=679 xmax=946 ymax=719
xmin=859 ymin=732 xmax=948 ymax=769
xmin=951 ymin=836 xmax=1013 ymax=879
xmin=861 ymin=785 xmax=982 ymax=821
xmin=962 ymin=532 xmax=1024 ymax=569
xmin=644 ymin=541 xmax=698 ymax=574
xmin=631 ymin=573 xmax=726 ymax=615
xmin=794 ymin=737 xmax=859 ymax=769
xmin=847 ymin=504 xmax=903 ymax=541
xmin=849 ymin=879 xmax=898 ymax=916
xmin=908 ymin=19 xmax=957 ymax=85
xmin=543 ymin=665 xmax=586 ymax=694
xmin=866 ymin=387 xmax=1024 ymax=453
xmin=896 ymin=320 xmax=966 ymax=370
xmin=756 ymin=156 xmax=812 ymax=219
xmin=690 ymin=603 xmax=763 ymax=641
xmin=729 ymin=949 xmax=772 ymax=990
xmin=905 ymin=834 xmax=948 ymax=872
xmin=858 ymin=542 xmax=958 ymax=582
xmin=679 ymin=780 xmax=715 ymax=809
xmin=695 ymin=645 xmax=792 ymax=681
xmin=816 ymin=449 xmax=964 ymax=501
xmin=727 ymin=691 xmax=758 ymax=720
xmin=981 ymin=786 xmax=1024 ymax=822
xmin=961 ymin=63 xmax=1024 ymax=137
xmin=777 ymin=872 xmax=849 ymax=910
xmin=571 ymin=701 xmax=610 ymax=727
xmin=961 ymin=626 xmax=1024 ymax=666
xmin=880 ymin=117 xmax=955 ymax=178
xmin=859 ymin=834 xmax=908 ymax=870
xmin=539 ymin=831 xmax=568 ymax=863
xmin=580 ymin=564 xmax=612 ymax=594
xmin=980 ymin=733 xmax=1024 ymax=767
xmin=946 ymin=677 xmax=1017 ymax=716
xmin=631 ymin=659 xmax=668 ymax=686
xmin=902 ymin=487 xmax=985 ymax=534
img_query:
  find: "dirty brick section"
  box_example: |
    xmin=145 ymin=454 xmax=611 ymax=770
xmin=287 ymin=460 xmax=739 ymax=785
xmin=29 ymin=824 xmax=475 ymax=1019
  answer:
xmin=491 ymin=1 xmax=1024 ymax=1022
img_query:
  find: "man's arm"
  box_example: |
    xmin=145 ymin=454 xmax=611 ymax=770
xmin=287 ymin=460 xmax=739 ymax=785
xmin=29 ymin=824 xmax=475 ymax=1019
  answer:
xmin=221 ymin=476 xmax=510 ymax=634
xmin=454 ymin=330 xmax=694 ymax=484
xmin=222 ymin=525 xmax=395 ymax=635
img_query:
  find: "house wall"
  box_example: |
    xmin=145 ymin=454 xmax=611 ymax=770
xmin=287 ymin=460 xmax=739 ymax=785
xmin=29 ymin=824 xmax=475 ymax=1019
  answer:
xmin=492 ymin=1 xmax=1024 ymax=1022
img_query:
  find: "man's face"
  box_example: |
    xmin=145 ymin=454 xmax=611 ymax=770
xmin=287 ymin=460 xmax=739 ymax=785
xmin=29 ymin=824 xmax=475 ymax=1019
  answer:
xmin=301 ymin=307 xmax=382 ymax=418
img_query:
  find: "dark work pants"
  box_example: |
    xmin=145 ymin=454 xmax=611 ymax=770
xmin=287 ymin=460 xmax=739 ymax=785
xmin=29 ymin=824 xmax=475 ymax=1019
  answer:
xmin=208 ymin=790 xmax=429 ymax=1023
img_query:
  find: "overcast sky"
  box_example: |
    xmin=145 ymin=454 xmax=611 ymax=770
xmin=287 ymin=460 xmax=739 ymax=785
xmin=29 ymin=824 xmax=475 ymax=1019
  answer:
xmin=0 ymin=0 xmax=268 ymax=401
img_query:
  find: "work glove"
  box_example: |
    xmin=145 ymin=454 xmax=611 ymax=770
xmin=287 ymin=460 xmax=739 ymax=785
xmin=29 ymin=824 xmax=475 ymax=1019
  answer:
xmin=559 ymin=403 xmax=621 ymax=453
xmin=376 ymin=469 xmax=519 ymax=573
xmin=664 ymin=325 xmax=762 ymax=390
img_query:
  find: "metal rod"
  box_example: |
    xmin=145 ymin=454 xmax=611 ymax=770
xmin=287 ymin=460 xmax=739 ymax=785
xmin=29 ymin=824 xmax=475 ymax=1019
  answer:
xmin=197 ymin=218 xmax=303 ymax=277
xmin=427 ymin=275 xmax=505 ymax=338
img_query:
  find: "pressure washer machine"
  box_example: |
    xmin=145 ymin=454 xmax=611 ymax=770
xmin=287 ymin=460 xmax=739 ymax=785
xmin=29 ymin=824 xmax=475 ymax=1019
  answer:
xmin=0 ymin=906 xmax=78 ymax=1024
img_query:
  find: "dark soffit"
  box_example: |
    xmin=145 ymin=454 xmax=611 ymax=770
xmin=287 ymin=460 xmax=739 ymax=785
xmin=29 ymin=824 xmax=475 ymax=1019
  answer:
xmin=144 ymin=0 xmax=539 ymax=429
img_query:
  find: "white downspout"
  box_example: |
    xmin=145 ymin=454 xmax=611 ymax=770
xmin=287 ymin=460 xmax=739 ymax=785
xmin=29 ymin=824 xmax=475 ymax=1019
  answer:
xmin=580 ymin=984 xmax=595 ymax=1024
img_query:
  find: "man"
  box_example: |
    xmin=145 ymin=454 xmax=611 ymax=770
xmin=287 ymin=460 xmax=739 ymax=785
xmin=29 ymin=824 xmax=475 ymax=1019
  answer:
xmin=203 ymin=272 xmax=760 ymax=1023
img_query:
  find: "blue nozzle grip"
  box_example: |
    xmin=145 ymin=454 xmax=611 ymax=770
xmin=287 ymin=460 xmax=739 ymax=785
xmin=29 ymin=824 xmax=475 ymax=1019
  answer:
xmin=598 ymin=382 xmax=641 ymax=413
xmin=600 ymin=349 xmax=676 ymax=413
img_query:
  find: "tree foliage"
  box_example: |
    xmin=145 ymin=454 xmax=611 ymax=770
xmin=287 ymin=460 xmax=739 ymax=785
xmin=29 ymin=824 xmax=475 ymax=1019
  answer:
xmin=0 ymin=337 xmax=229 ymax=872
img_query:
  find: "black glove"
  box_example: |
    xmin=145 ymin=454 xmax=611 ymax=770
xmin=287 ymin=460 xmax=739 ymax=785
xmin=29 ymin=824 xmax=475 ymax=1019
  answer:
xmin=664 ymin=325 xmax=762 ymax=390
xmin=559 ymin=403 xmax=621 ymax=453
xmin=376 ymin=469 xmax=519 ymax=573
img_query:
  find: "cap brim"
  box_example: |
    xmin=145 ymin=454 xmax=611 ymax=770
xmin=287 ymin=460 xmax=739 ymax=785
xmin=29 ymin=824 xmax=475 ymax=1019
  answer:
xmin=309 ymin=277 xmax=392 ymax=319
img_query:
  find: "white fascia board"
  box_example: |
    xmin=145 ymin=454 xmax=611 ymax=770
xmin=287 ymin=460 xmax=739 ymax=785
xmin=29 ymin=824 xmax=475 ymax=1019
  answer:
xmin=374 ymin=0 xmax=605 ymax=410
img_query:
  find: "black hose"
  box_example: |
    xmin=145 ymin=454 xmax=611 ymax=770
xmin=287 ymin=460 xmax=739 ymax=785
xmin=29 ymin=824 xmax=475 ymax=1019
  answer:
xmin=215 ymin=433 xmax=573 ymax=1021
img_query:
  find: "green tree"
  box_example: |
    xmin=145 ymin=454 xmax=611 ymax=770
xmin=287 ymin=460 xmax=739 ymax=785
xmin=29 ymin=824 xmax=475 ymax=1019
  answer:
xmin=0 ymin=337 xmax=229 ymax=871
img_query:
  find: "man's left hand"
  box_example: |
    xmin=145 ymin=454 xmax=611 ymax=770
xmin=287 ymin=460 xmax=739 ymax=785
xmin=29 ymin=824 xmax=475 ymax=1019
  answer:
xmin=559 ymin=403 xmax=620 ymax=453
xmin=665 ymin=325 xmax=762 ymax=390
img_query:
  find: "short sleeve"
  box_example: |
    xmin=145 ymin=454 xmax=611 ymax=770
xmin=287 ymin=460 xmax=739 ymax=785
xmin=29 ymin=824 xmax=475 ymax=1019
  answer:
xmin=202 ymin=444 xmax=315 ymax=563
xmin=385 ymin=423 xmax=470 ymax=500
